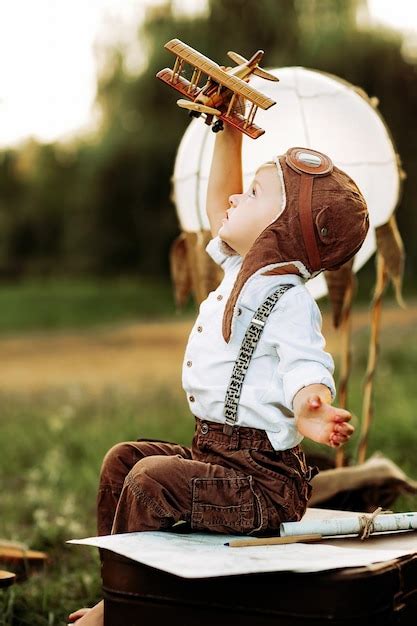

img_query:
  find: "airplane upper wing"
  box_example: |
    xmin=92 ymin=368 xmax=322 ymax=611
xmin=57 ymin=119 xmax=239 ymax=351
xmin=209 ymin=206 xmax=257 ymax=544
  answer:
xmin=165 ymin=39 xmax=275 ymax=110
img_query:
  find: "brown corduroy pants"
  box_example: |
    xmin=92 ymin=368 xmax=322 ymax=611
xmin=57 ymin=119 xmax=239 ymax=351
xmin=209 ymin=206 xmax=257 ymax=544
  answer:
xmin=97 ymin=418 xmax=317 ymax=536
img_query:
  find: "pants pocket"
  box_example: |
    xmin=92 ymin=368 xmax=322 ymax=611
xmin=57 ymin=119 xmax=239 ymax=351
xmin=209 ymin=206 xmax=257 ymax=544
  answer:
xmin=191 ymin=475 xmax=263 ymax=534
xmin=242 ymin=449 xmax=312 ymax=528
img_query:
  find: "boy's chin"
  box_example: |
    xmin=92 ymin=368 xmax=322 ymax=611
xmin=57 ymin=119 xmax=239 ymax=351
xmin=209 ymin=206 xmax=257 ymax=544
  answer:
xmin=219 ymin=238 xmax=239 ymax=257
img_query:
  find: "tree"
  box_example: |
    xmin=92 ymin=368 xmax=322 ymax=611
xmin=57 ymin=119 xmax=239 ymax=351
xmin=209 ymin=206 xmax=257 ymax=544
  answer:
xmin=0 ymin=0 xmax=415 ymax=285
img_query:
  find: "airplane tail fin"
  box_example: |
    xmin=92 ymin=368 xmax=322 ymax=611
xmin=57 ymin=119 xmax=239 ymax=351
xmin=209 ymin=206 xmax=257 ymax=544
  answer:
xmin=228 ymin=50 xmax=266 ymax=67
xmin=227 ymin=51 xmax=248 ymax=65
xmin=247 ymin=50 xmax=265 ymax=66
xmin=227 ymin=50 xmax=278 ymax=82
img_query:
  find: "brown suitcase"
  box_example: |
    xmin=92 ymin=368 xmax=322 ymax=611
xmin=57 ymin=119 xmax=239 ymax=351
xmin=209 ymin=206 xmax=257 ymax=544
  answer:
xmin=101 ymin=548 xmax=417 ymax=626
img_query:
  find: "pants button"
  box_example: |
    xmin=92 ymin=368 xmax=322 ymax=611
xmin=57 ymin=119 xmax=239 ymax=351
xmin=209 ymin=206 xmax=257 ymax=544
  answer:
xmin=200 ymin=422 xmax=209 ymax=435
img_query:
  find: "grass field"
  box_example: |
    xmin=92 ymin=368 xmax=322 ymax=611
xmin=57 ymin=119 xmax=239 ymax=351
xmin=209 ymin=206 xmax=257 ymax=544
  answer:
xmin=0 ymin=278 xmax=188 ymax=335
xmin=0 ymin=284 xmax=416 ymax=625
xmin=0 ymin=387 xmax=192 ymax=626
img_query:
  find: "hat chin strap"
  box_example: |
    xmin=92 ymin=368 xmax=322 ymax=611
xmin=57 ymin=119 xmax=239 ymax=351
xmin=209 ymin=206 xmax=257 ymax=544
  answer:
xmin=284 ymin=147 xmax=334 ymax=274
xmin=299 ymin=174 xmax=322 ymax=272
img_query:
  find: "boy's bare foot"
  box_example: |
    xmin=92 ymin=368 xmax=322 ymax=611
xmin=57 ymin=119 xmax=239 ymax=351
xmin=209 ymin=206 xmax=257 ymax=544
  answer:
xmin=295 ymin=395 xmax=354 ymax=448
xmin=68 ymin=600 xmax=103 ymax=625
xmin=68 ymin=608 xmax=90 ymax=623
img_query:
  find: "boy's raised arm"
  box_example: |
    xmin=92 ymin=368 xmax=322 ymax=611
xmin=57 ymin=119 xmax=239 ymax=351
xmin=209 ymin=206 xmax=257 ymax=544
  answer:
xmin=206 ymin=125 xmax=243 ymax=238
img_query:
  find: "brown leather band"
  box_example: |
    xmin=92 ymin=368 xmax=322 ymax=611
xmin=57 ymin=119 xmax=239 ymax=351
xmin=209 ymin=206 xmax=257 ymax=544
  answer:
xmin=284 ymin=147 xmax=333 ymax=273
xmin=299 ymin=174 xmax=322 ymax=272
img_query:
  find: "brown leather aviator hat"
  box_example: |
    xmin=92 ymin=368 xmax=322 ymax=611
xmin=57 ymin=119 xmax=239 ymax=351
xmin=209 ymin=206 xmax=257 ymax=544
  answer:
xmin=222 ymin=147 xmax=369 ymax=342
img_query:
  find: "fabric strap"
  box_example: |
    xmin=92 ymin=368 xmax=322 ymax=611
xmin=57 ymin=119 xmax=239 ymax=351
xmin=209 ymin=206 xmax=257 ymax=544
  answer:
xmin=284 ymin=147 xmax=333 ymax=275
xmin=223 ymin=284 xmax=295 ymax=435
xmin=299 ymin=174 xmax=322 ymax=272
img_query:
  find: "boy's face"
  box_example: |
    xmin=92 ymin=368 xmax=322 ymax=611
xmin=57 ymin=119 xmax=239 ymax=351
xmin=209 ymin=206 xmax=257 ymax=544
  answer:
xmin=219 ymin=164 xmax=283 ymax=257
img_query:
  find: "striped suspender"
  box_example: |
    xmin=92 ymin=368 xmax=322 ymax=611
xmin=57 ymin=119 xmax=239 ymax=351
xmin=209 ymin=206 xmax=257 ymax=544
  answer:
xmin=223 ymin=284 xmax=294 ymax=435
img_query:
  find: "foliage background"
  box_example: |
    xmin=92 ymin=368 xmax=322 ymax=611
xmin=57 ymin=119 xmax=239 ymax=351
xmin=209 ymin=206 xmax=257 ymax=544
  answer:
xmin=1 ymin=1 xmax=417 ymax=624
xmin=0 ymin=0 xmax=415 ymax=288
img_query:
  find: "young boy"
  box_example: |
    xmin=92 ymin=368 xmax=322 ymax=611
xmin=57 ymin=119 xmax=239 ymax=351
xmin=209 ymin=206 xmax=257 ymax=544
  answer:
xmin=68 ymin=125 xmax=368 ymax=625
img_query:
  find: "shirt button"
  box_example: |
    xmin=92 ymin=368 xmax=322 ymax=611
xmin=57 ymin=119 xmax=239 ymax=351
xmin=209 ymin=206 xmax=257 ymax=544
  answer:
xmin=197 ymin=326 xmax=203 ymax=333
xmin=186 ymin=360 xmax=192 ymax=367
xmin=189 ymin=395 xmax=195 ymax=402
xmin=201 ymin=422 xmax=209 ymax=435
xmin=217 ymin=294 xmax=223 ymax=301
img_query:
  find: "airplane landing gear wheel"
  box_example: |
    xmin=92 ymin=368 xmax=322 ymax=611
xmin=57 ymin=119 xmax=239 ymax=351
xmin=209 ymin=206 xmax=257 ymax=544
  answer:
xmin=212 ymin=120 xmax=224 ymax=133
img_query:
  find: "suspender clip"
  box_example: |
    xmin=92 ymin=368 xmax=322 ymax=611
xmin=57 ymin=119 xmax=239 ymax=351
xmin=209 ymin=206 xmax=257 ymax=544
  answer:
xmin=223 ymin=423 xmax=234 ymax=436
xmin=251 ymin=317 xmax=265 ymax=328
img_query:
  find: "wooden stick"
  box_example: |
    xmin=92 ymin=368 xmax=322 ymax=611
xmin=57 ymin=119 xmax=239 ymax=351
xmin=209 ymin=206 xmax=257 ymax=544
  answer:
xmin=0 ymin=547 xmax=47 ymax=563
xmin=0 ymin=570 xmax=16 ymax=588
xmin=357 ymin=253 xmax=388 ymax=464
xmin=225 ymin=534 xmax=322 ymax=547
xmin=335 ymin=269 xmax=354 ymax=468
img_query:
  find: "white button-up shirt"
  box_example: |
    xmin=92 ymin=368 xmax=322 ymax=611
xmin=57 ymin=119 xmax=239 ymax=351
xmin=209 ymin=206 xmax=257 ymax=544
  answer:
xmin=182 ymin=237 xmax=336 ymax=451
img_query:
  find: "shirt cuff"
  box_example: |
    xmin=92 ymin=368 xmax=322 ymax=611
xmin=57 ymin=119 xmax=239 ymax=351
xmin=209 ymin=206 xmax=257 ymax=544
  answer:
xmin=283 ymin=364 xmax=336 ymax=412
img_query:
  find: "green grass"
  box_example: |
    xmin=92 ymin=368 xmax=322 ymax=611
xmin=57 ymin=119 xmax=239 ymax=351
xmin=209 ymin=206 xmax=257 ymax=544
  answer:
xmin=0 ymin=386 xmax=193 ymax=625
xmin=0 ymin=274 xmax=412 ymax=336
xmin=1 ymin=320 xmax=417 ymax=624
xmin=0 ymin=275 xmax=412 ymax=337
xmin=0 ymin=278 xmax=194 ymax=335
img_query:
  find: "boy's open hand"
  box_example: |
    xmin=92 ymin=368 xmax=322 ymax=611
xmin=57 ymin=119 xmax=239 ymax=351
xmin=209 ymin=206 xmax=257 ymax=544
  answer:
xmin=293 ymin=388 xmax=354 ymax=448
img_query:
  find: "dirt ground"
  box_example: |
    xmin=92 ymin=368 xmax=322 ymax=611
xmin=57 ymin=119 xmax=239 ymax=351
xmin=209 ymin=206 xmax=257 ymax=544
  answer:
xmin=1 ymin=301 xmax=416 ymax=393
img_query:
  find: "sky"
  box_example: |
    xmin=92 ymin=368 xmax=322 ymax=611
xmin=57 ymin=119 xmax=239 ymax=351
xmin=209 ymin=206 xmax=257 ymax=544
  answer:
xmin=0 ymin=0 xmax=416 ymax=148
xmin=367 ymin=0 xmax=417 ymax=32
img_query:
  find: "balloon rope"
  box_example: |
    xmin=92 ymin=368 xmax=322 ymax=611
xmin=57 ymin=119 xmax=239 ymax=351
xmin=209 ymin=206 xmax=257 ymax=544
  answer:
xmin=357 ymin=253 xmax=388 ymax=465
xmin=335 ymin=270 xmax=354 ymax=468
xmin=196 ymin=229 xmax=208 ymax=303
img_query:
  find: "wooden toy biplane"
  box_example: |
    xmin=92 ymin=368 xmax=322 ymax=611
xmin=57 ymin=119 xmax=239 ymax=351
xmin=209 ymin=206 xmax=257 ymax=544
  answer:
xmin=156 ymin=39 xmax=278 ymax=139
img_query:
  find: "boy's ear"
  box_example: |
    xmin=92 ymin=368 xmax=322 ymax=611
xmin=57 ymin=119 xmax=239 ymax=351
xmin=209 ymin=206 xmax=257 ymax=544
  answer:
xmin=170 ymin=233 xmax=192 ymax=309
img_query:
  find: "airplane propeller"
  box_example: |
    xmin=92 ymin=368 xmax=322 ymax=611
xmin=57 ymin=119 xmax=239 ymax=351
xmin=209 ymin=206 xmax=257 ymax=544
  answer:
xmin=176 ymin=99 xmax=221 ymax=116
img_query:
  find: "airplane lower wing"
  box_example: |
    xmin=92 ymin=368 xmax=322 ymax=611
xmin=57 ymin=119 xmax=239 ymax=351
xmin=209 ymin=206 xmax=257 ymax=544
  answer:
xmin=156 ymin=68 xmax=201 ymax=101
xmin=156 ymin=67 xmax=265 ymax=139
xmin=221 ymin=111 xmax=265 ymax=139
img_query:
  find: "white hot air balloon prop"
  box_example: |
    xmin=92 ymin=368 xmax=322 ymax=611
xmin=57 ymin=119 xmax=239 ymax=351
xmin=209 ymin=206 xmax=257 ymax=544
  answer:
xmin=172 ymin=67 xmax=403 ymax=304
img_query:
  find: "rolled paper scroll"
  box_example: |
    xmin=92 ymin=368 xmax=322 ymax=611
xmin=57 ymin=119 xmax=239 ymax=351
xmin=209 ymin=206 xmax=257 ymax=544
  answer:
xmin=280 ymin=511 xmax=417 ymax=539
